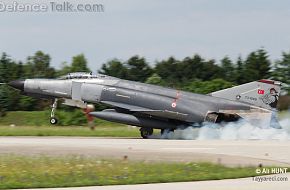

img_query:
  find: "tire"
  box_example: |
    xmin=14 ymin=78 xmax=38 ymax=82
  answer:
xmin=140 ymin=128 xmax=153 ymax=139
xmin=50 ymin=117 xmax=58 ymax=125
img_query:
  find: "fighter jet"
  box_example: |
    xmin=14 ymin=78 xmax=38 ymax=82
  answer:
xmin=8 ymin=72 xmax=282 ymax=138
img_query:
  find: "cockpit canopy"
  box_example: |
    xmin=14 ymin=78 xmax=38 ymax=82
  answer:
xmin=58 ymin=72 xmax=107 ymax=80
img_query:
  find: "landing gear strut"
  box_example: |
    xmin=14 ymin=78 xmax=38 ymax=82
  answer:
xmin=140 ymin=127 xmax=153 ymax=139
xmin=50 ymin=99 xmax=58 ymax=125
xmin=161 ymin=129 xmax=165 ymax=135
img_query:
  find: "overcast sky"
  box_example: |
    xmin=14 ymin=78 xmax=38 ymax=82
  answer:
xmin=1 ymin=0 xmax=290 ymax=71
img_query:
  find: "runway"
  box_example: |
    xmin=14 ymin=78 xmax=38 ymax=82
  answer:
xmin=0 ymin=137 xmax=290 ymax=167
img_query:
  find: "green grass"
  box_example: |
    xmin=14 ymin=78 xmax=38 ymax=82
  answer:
xmin=0 ymin=111 xmax=122 ymax=127
xmin=0 ymin=111 xmax=60 ymax=126
xmin=279 ymin=111 xmax=290 ymax=120
xmin=0 ymin=125 xmax=140 ymax=137
xmin=0 ymin=111 xmax=141 ymax=137
xmin=0 ymin=155 xmax=264 ymax=189
xmin=0 ymin=111 xmax=288 ymax=137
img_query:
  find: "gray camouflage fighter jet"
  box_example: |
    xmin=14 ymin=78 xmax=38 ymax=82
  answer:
xmin=8 ymin=72 xmax=282 ymax=138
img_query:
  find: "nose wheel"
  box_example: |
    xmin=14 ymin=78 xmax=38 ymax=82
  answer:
xmin=50 ymin=117 xmax=58 ymax=125
xmin=140 ymin=127 xmax=153 ymax=139
xmin=50 ymin=99 xmax=58 ymax=125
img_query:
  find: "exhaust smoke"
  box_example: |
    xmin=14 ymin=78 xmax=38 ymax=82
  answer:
xmin=157 ymin=117 xmax=290 ymax=140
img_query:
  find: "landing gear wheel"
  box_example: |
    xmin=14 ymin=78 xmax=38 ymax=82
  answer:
xmin=50 ymin=117 xmax=58 ymax=125
xmin=140 ymin=128 xmax=153 ymax=139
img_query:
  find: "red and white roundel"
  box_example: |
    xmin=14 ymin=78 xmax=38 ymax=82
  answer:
xmin=171 ymin=102 xmax=177 ymax=108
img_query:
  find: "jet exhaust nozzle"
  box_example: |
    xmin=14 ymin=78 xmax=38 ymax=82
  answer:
xmin=8 ymin=80 xmax=25 ymax=91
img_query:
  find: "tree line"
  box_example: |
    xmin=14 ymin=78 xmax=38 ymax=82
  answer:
xmin=0 ymin=49 xmax=289 ymax=116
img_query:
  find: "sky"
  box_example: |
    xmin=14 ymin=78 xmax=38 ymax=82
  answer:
xmin=1 ymin=0 xmax=290 ymax=71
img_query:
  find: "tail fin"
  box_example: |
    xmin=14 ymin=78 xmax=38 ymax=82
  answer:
xmin=210 ymin=79 xmax=282 ymax=110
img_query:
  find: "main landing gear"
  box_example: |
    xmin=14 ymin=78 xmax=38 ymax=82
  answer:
xmin=140 ymin=127 xmax=153 ymax=139
xmin=50 ymin=99 xmax=58 ymax=125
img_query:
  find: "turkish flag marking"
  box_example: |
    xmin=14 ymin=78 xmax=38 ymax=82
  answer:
xmin=258 ymin=89 xmax=264 ymax=94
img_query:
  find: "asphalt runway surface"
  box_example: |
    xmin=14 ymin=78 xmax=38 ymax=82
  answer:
xmin=1 ymin=137 xmax=290 ymax=167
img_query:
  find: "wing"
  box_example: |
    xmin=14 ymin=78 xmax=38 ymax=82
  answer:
xmin=102 ymin=101 xmax=188 ymax=120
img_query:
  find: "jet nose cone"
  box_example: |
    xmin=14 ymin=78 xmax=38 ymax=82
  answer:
xmin=8 ymin=80 xmax=25 ymax=91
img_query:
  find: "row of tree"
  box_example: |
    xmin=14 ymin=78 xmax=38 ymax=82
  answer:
xmin=0 ymin=49 xmax=289 ymax=116
xmin=99 ymin=49 xmax=289 ymax=93
xmin=0 ymin=51 xmax=91 ymax=115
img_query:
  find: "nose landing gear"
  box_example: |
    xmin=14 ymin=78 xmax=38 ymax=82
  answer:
xmin=50 ymin=99 xmax=58 ymax=125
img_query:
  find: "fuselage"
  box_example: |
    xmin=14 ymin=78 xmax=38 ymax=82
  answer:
xmin=20 ymin=75 xmax=252 ymax=124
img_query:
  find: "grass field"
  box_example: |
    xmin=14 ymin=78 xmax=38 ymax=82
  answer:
xmin=0 ymin=111 xmax=142 ymax=137
xmin=0 ymin=125 xmax=140 ymax=137
xmin=0 ymin=155 xmax=265 ymax=189
xmin=0 ymin=111 xmax=121 ymax=126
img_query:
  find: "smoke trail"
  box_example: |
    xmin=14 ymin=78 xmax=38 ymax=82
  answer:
xmin=159 ymin=127 xmax=200 ymax=140
xmin=198 ymin=119 xmax=290 ymax=140
xmin=159 ymin=117 xmax=290 ymax=140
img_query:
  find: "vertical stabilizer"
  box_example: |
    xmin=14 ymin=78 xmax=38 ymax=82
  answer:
xmin=210 ymin=79 xmax=282 ymax=110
